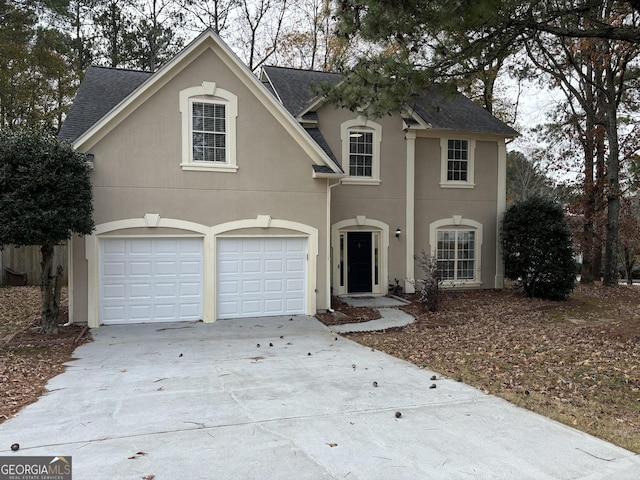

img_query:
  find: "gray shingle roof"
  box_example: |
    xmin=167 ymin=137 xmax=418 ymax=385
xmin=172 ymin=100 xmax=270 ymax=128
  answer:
xmin=306 ymin=128 xmax=343 ymax=173
xmin=261 ymin=66 xmax=340 ymax=117
xmin=263 ymin=66 xmax=517 ymax=137
xmin=409 ymin=88 xmax=519 ymax=136
xmin=59 ymin=66 xmax=152 ymax=142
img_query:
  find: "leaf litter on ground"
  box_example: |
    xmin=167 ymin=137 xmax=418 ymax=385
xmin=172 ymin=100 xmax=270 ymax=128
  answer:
xmin=325 ymin=284 xmax=640 ymax=453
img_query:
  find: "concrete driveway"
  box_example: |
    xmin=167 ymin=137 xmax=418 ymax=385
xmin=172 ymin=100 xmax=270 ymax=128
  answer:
xmin=1 ymin=316 xmax=639 ymax=479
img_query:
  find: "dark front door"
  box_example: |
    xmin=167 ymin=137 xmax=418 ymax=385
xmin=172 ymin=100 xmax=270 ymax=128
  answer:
xmin=347 ymin=232 xmax=372 ymax=293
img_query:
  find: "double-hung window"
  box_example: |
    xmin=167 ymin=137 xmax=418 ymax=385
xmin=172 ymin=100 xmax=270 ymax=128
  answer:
xmin=180 ymin=82 xmax=238 ymax=172
xmin=192 ymin=101 xmax=226 ymax=163
xmin=440 ymin=138 xmax=475 ymax=187
xmin=447 ymin=139 xmax=468 ymax=181
xmin=349 ymin=131 xmax=373 ymax=177
xmin=341 ymin=117 xmax=382 ymax=185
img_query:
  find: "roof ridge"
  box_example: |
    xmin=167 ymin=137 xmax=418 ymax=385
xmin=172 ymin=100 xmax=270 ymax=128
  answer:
xmin=88 ymin=65 xmax=153 ymax=74
xmin=263 ymin=64 xmax=339 ymax=75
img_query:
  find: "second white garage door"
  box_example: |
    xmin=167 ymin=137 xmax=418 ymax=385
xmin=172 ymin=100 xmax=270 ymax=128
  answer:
xmin=217 ymin=237 xmax=307 ymax=319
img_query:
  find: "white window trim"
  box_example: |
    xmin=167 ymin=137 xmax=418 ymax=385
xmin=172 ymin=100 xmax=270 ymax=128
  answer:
xmin=429 ymin=216 xmax=483 ymax=286
xmin=440 ymin=138 xmax=476 ymax=188
xmin=341 ymin=117 xmax=382 ymax=185
xmin=179 ymin=82 xmax=238 ymax=172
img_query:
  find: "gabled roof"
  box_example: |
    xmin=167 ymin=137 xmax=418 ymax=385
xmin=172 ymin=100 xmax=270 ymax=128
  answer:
xmin=261 ymin=66 xmax=340 ymax=117
xmin=262 ymin=65 xmax=518 ymax=137
xmin=59 ymin=67 xmax=151 ymax=142
xmin=59 ymin=29 xmax=344 ymax=176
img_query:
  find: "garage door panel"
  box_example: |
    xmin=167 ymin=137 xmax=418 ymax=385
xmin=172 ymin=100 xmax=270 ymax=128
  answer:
xmin=217 ymin=237 xmax=307 ymax=319
xmin=179 ymin=305 xmax=201 ymax=320
xmin=179 ymin=260 xmax=201 ymax=276
xmin=103 ymin=305 xmax=126 ymax=322
xmin=103 ymin=261 xmax=126 ymax=277
xmin=242 ymin=279 xmax=261 ymax=293
xmin=286 ymin=258 xmax=305 ymax=272
xmin=130 ymin=240 xmax=153 ymax=255
xmin=242 ymin=259 xmax=261 ymax=274
xmin=264 ymin=299 xmax=284 ymax=314
xmin=285 ymin=278 xmax=304 ymax=291
xmin=180 ymin=282 xmax=201 ymax=297
xmin=156 ymin=261 xmax=178 ymax=276
xmin=103 ymin=239 xmax=126 ymax=254
xmin=218 ymin=259 xmax=240 ymax=274
xmin=103 ymin=284 xmax=125 ymax=300
xmin=242 ymin=300 xmax=261 ymax=315
xmin=100 ymin=238 xmax=203 ymax=324
xmin=218 ymin=280 xmax=239 ymax=295
xmin=129 ymin=304 xmax=152 ymax=320
xmin=154 ymin=304 xmax=177 ymax=319
xmin=129 ymin=283 xmax=152 ymax=299
xmin=265 ymin=279 xmax=283 ymax=292
xmin=129 ymin=261 xmax=152 ymax=277
xmin=265 ymin=259 xmax=284 ymax=273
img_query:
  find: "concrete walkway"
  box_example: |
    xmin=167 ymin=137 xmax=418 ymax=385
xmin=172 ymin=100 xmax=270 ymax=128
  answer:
xmin=1 ymin=317 xmax=639 ymax=479
xmin=332 ymin=295 xmax=415 ymax=333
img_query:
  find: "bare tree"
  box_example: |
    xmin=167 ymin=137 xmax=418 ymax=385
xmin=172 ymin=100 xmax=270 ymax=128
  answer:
xmin=180 ymin=0 xmax=239 ymax=35
xmin=228 ymin=0 xmax=289 ymax=72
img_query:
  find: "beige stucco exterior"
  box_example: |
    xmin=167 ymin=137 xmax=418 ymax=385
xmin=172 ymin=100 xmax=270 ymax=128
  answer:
xmin=68 ymin=30 xmax=513 ymax=327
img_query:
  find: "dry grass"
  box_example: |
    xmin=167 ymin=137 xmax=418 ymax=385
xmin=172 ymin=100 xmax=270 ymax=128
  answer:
xmin=340 ymin=284 xmax=640 ymax=453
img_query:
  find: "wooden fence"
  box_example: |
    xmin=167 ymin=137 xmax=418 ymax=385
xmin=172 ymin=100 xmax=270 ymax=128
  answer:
xmin=1 ymin=243 xmax=68 ymax=286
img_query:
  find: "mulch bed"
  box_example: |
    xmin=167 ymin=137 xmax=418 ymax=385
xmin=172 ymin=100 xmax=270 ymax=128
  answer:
xmin=4 ymin=320 xmax=90 ymax=348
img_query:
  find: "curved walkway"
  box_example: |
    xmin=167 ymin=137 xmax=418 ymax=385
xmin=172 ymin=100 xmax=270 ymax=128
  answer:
xmin=331 ymin=296 xmax=415 ymax=333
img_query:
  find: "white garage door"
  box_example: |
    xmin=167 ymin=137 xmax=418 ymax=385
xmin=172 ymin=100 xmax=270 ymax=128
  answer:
xmin=217 ymin=237 xmax=307 ymax=319
xmin=100 ymin=238 xmax=204 ymax=324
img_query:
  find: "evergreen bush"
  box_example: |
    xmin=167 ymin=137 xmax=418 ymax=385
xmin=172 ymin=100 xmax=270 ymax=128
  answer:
xmin=501 ymin=196 xmax=577 ymax=300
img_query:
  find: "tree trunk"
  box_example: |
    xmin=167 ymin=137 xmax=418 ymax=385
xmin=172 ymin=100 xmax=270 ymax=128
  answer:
xmin=40 ymin=243 xmax=63 ymax=334
xmin=580 ymin=118 xmax=596 ymax=284
xmin=602 ymin=64 xmax=621 ymax=287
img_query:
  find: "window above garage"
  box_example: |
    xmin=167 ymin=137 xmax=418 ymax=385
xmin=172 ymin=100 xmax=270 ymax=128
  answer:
xmin=179 ymin=82 xmax=238 ymax=172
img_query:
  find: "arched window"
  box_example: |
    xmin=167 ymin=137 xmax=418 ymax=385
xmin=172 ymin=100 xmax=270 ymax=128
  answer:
xmin=430 ymin=216 xmax=483 ymax=285
xmin=340 ymin=117 xmax=382 ymax=185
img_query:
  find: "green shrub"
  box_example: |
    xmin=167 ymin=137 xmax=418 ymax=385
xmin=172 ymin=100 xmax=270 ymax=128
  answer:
xmin=501 ymin=196 xmax=577 ymax=300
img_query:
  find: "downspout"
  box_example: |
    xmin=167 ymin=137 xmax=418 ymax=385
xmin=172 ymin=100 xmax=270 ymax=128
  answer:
xmin=326 ymin=179 xmax=341 ymax=312
xmin=495 ymin=139 xmax=507 ymax=288
xmin=405 ymin=130 xmax=416 ymax=293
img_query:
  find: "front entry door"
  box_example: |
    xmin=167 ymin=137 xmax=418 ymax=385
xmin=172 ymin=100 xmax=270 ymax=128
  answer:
xmin=347 ymin=232 xmax=372 ymax=293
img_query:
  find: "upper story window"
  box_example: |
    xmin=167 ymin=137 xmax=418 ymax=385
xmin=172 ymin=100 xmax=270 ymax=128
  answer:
xmin=180 ymin=82 xmax=238 ymax=172
xmin=192 ymin=101 xmax=226 ymax=163
xmin=447 ymin=139 xmax=468 ymax=181
xmin=341 ymin=117 xmax=382 ymax=185
xmin=349 ymin=130 xmax=373 ymax=177
xmin=440 ymin=138 xmax=475 ymax=188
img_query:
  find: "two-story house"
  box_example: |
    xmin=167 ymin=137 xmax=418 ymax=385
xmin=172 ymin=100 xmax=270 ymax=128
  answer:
xmin=60 ymin=30 xmax=517 ymax=327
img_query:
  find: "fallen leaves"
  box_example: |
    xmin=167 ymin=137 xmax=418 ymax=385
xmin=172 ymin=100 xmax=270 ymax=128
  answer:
xmin=346 ymin=284 xmax=640 ymax=453
xmin=1 ymin=287 xmax=91 ymax=423
xmin=128 ymin=451 xmax=147 ymax=459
